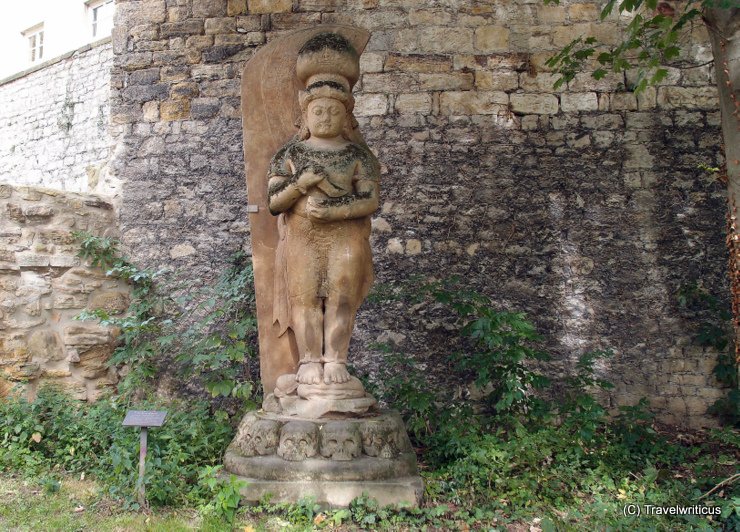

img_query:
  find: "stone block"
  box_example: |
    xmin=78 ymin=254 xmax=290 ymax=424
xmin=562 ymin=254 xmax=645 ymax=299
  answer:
xmin=657 ymin=86 xmax=719 ymax=110
xmin=193 ymin=0 xmax=227 ymax=17
xmin=122 ymin=83 xmax=170 ymax=103
xmin=248 ymin=0 xmax=292 ymax=13
xmin=89 ymin=291 xmax=130 ymax=314
xmin=160 ymin=99 xmax=191 ymax=121
xmin=624 ymin=144 xmax=655 ymax=169
xmin=419 ymin=27 xmax=474 ymax=54
xmin=22 ymin=205 xmax=54 ymax=218
xmin=232 ymin=476 xmax=423 ymax=508
xmin=191 ymin=64 xmax=230 ymax=80
xmin=205 ymin=17 xmax=237 ymax=34
xmin=236 ymin=15 xmax=263 ymax=32
xmin=75 ymin=345 xmax=112 ymax=379
xmin=384 ymin=54 xmax=451 ymax=73
xmin=475 ymin=71 xmax=518 ymax=91
xmin=538 ymin=4 xmax=566 ymax=23
xmin=203 ymin=44 xmax=245 ymax=62
xmin=128 ymin=68 xmax=161 ymax=85
xmin=510 ymin=24 xmax=552 ymax=51
xmin=16 ymin=254 xmax=51 ymax=268
xmin=569 ymin=3 xmax=600 ymax=22
xmin=361 ymin=73 xmax=417 ymax=92
xmin=63 ymin=324 xmax=112 ymax=348
xmin=568 ymin=71 xmax=623 ymax=92
xmin=474 ymin=26 xmax=510 ymax=53
xmin=160 ymin=20 xmax=205 ymax=38
xmin=561 ymin=92 xmax=598 ymax=112
xmin=270 ymin=12 xmax=320 ymax=29
xmin=510 ymin=93 xmax=559 ymax=115
xmin=171 ymin=82 xmax=200 ymax=99
xmin=395 ymin=93 xmax=432 ymax=114
xmin=161 ymin=65 xmax=191 ymax=81
xmin=386 ymin=238 xmax=403 ymax=254
xmin=405 ymin=239 xmax=422 ymax=255
xmin=408 ymin=9 xmax=453 ymax=26
xmin=27 ymin=331 xmax=65 ymax=363
xmin=358 ymin=53 xmax=384 ymax=74
xmin=580 ymin=114 xmax=623 ymax=129
xmin=170 ymin=243 xmax=196 ymax=258
xmin=53 ymin=268 xmax=105 ymax=294
xmin=53 ymin=293 xmax=88 ymax=309
xmin=117 ymin=0 xmax=166 ymax=25
xmin=610 ymin=92 xmax=638 ymax=111
xmin=297 ymin=0 xmax=344 ymax=10
xmin=5 ymin=363 xmax=42 ymax=382
xmin=418 ymin=73 xmax=474 ymax=91
xmin=228 ymin=0 xmax=248 ymax=15
xmin=519 ymin=73 xmax=563 ymax=93
xmin=49 ymin=256 xmax=80 ymax=268
xmin=354 ymin=94 xmax=388 ymax=116
xmin=191 ymin=97 xmax=221 ymax=119
xmin=439 ymin=91 xmax=509 ymax=115
xmin=186 ymin=35 xmax=215 ymax=50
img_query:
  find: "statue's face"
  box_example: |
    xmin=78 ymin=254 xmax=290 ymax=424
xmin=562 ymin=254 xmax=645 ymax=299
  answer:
xmin=306 ymin=97 xmax=346 ymax=139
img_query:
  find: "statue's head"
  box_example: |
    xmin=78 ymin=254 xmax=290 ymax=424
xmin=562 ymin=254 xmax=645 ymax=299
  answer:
xmin=298 ymin=85 xmax=353 ymax=140
xmin=296 ymin=32 xmax=360 ymax=141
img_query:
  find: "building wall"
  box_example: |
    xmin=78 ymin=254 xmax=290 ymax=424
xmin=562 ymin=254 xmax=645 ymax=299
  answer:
xmin=109 ymin=0 xmax=728 ymax=427
xmin=0 ymin=0 xmax=115 ymax=80
xmin=0 ymin=184 xmax=127 ymax=401
xmin=0 ymin=40 xmax=119 ymax=195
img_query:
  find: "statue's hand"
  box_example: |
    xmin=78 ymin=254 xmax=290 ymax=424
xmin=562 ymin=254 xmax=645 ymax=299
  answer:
xmin=306 ymin=197 xmax=332 ymax=221
xmin=296 ymin=171 xmax=323 ymax=194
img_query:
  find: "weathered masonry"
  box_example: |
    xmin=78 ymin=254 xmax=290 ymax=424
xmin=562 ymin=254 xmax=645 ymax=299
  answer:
xmin=0 ymin=0 xmax=730 ymax=428
xmin=0 ymin=39 xmax=118 ymax=195
xmin=0 ymin=184 xmax=126 ymax=401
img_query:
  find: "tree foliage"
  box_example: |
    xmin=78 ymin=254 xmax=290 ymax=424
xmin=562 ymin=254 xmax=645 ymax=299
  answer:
xmin=544 ymin=0 xmax=737 ymax=91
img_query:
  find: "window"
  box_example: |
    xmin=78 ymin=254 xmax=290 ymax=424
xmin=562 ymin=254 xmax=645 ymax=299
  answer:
xmin=88 ymin=0 xmax=114 ymax=38
xmin=23 ymin=24 xmax=44 ymax=64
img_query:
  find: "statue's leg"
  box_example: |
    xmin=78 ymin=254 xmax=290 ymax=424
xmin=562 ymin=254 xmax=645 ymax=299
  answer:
xmin=285 ymin=217 xmax=324 ymax=385
xmin=323 ymin=228 xmax=369 ymax=384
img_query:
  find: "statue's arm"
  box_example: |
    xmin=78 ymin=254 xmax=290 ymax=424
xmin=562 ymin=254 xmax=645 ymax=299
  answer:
xmin=307 ymin=177 xmax=379 ymax=221
xmin=267 ymin=157 xmax=324 ymax=215
xmin=267 ymin=173 xmax=303 ymax=215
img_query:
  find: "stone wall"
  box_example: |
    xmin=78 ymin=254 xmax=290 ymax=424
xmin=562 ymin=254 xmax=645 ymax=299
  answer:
xmin=110 ymin=0 xmax=729 ymax=427
xmin=0 ymin=184 xmax=127 ymax=401
xmin=0 ymin=39 xmax=119 ymax=196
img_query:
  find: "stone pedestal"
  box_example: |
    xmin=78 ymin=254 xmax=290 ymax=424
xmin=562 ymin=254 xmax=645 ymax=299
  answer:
xmin=223 ymin=410 xmax=423 ymax=508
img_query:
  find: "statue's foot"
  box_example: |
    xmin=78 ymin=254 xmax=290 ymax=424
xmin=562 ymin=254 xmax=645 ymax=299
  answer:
xmin=296 ymin=362 xmax=323 ymax=385
xmin=323 ymin=362 xmax=351 ymax=384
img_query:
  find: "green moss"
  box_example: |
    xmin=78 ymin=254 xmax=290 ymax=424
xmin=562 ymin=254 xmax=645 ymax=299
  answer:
xmin=298 ymin=32 xmax=357 ymax=57
xmin=306 ymin=80 xmax=347 ymax=93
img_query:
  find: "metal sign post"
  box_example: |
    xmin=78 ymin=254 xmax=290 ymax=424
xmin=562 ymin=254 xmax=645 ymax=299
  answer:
xmin=122 ymin=410 xmax=168 ymax=508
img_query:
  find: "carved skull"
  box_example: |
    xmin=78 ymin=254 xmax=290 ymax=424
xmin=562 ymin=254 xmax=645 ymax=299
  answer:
xmin=278 ymin=421 xmax=318 ymax=461
xmin=360 ymin=418 xmax=404 ymax=459
xmin=320 ymin=421 xmax=362 ymax=461
xmin=234 ymin=415 xmax=280 ymax=457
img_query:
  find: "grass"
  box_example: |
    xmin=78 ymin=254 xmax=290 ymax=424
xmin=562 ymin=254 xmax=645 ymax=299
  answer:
xmin=0 ymin=475 xmax=225 ymax=532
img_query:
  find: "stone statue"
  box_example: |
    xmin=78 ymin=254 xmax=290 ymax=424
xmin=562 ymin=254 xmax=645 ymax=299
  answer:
xmin=226 ymin=26 xmax=422 ymax=508
xmin=265 ymin=32 xmax=379 ymax=416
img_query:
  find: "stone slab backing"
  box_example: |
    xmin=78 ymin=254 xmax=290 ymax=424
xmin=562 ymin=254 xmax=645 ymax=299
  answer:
xmin=0 ymin=184 xmax=127 ymax=401
xmin=109 ymin=0 xmax=728 ymax=428
xmin=0 ymin=40 xmax=119 ymax=195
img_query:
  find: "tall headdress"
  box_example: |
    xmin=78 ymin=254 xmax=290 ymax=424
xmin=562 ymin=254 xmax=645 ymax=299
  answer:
xmin=295 ymin=33 xmax=362 ymax=138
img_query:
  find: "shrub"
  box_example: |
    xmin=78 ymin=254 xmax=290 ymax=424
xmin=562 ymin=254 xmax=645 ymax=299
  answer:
xmin=0 ymin=386 xmax=234 ymax=508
